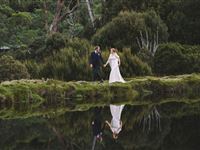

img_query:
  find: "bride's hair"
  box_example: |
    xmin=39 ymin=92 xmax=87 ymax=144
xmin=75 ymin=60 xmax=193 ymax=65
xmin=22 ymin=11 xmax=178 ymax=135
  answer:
xmin=111 ymin=48 xmax=117 ymax=53
xmin=113 ymin=133 xmax=118 ymax=139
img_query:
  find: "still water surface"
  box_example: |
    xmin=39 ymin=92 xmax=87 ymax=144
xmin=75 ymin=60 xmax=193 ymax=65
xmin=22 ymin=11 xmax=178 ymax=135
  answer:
xmin=0 ymin=100 xmax=199 ymax=150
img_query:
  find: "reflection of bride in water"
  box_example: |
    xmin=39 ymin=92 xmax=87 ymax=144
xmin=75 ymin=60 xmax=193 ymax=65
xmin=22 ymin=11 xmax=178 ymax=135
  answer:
xmin=104 ymin=48 xmax=125 ymax=139
xmin=106 ymin=104 xmax=124 ymax=139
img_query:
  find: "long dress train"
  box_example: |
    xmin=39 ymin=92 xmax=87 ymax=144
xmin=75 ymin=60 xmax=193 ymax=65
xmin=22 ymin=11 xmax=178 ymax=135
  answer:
xmin=110 ymin=104 xmax=124 ymax=134
xmin=107 ymin=54 xmax=125 ymax=84
xmin=106 ymin=53 xmax=125 ymax=134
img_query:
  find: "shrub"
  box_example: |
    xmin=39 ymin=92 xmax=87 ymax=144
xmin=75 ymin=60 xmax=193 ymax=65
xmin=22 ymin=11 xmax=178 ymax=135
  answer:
xmin=137 ymin=48 xmax=154 ymax=68
xmin=102 ymin=48 xmax=152 ymax=78
xmin=40 ymin=38 xmax=93 ymax=81
xmin=0 ymin=55 xmax=30 ymax=81
xmin=29 ymin=39 xmax=152 ymax=81
xmin=45 ymin=33 xmax=66 ymax=53
xmin=28 ymin=36 xmax=46 ymax=59
xmin=66 ymin=38 xmax=92 ymax=57
xmin=40 ymin=48 xmax=92 ymax=81
xmin=92 ymin=11 xmax=168 ymax=52
xmin=154 ymin=43 xmax=200 ymax=75
xmin=120 ymin=48 xmax=152 ymax=76
xmin=24 ymin=60 xmax=40 ymax=79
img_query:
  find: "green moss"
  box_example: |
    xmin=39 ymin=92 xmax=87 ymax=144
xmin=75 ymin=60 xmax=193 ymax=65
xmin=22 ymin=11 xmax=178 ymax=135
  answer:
xmin=1 ymin=74 xmax=200 ymax=119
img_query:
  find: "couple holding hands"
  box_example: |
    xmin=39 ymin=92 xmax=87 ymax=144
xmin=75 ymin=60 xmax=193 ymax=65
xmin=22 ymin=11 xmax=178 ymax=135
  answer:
xmin=90 ymin=46 xmax=125 ymax=142
xmin=89 ymin=46 xmax=125 ymax=83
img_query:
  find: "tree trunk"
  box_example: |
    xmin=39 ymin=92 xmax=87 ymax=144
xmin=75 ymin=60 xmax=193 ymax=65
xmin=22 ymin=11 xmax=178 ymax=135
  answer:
xmin=49 ymin=0 xmax=79 ymax=34
xmin=85 ymin=0 xmax=95 ymax=28
xmin=136 ymin=29 xmax=159 ymax=56
xmin=43 ymin=0 xmax=49 ymax=32
xmin=49 ymin=0 xmax=64 ymax=33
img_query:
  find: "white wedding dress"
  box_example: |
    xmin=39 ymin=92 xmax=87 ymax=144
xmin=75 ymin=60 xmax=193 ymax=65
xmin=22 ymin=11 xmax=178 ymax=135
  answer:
xmin=107 ymin=54 xmax=125 ymax=84
xmin=106 ymin=53 xmax=125 ymax=134
xmin=110 ymin=104 xmax=124 ymax=134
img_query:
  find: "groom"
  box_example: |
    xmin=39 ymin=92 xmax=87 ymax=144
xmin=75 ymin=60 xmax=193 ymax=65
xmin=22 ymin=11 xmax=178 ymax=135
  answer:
xmin=91 ymin=107 xmax=105 ymax=143
xmin=89 ymin=46 xmax=104 ymax=82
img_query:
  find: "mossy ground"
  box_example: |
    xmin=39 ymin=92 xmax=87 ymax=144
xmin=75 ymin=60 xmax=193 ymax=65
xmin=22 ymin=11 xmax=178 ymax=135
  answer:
xmin=0 ymin=73 xmax=200 ymax=119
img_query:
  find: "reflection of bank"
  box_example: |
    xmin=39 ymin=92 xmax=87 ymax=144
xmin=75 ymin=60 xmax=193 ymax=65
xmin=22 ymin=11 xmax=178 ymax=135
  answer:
xmin=106 ymin=104 xmax=125 ymax=139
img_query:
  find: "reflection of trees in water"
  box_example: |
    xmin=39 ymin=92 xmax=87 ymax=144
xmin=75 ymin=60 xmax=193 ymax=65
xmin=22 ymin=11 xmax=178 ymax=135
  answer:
xmin=48 ymin=123 xmax=82 ymax=150
xmin=0 ymin=103 xmax=199 ymax=150
xmin=46 ymin=111 xmax=93 ymax=150
xmin=140 ymin=106 xmax=161 ymax=132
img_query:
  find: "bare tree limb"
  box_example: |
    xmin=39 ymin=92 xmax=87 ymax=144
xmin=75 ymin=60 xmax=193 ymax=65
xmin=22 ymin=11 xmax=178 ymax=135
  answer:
xmin=49 ymin=0 xmax=79 ymax=34
xmin=136 ymin=28 xmax=159 ymax=56
xmin=86 ymin=0 xmax=95 ymax=28
xmin=59 ymin=1 xmax=79 ymax=22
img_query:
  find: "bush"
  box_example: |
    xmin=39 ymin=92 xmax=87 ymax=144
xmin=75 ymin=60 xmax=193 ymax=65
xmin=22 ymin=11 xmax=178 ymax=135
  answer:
xmin=27 ymin=39 xmax=152 ymax=81
xmin=28 ymin=36 xmax=46 ymax=59
xmin=25 ymin=60 xmax=40 ymax=79
xmin=0 ymin=55 xmax=30 ymax=81
xmin=92 ymin=11 xmax=168 ymax=52
xmin=120 ymin=48 xmax=152 ymax=76
xmin=102 ymin=48 xmax=152 ymax=78
xmin=45 ymin=33 xmax=66 ymax=53
xmin=40 ymin=38 xmax=93 ymax=81
xmin=137 ymin=48 xmax=154 ymax=68
xmin=154 ymin=43 xmax=200 ymax=75
xmin=66 ymin=38 xmax=92 ymax=57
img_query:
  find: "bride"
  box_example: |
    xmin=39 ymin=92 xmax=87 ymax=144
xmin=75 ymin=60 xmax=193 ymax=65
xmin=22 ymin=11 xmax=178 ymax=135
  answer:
xmin=105 ymin=105 xmax=124 ymax=139
xmin=103 ymin=48 xmax=125 ymax=83
xmin=104 ymin=48 xmax=125 ymax=139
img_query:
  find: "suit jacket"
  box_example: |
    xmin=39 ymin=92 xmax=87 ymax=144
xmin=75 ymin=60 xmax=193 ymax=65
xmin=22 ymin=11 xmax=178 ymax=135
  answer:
xmin=92 ymin=107 xmax=105 ymax=136
xmin=90 ymin=51 xmax=103 ymax=68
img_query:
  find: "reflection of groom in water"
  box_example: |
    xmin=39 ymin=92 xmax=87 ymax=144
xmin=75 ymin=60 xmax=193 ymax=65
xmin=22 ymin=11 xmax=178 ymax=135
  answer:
xmin=91 ymin=107 xmax=105 ymax=143
xmin=89 ymin=46 xmax=104 ymax=82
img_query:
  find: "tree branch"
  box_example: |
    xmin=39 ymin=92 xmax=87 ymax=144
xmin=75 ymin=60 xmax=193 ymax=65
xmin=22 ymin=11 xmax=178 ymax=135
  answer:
xmin=59 ymin=1 xmax=79 ymax=22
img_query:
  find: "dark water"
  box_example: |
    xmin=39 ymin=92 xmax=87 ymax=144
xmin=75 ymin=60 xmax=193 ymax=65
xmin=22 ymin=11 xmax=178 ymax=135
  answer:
xmin=0 ymin=101 xmax=200 ymax=150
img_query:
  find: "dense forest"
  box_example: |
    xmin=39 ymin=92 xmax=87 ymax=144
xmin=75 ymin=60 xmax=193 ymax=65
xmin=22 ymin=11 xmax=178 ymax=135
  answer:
xmin=0 ymin=0 xmax=200 ymax=82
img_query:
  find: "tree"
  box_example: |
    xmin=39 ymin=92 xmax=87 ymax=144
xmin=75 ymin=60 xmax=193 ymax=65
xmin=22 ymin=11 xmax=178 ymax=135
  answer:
xmin=85 ymin=0 xmax=95 ymax=28
xmin=0 ymin=55 xmax=30 ymax=81
xmin=49 ymin=0 xmax=79 ymax=34
xmin=92 ymin=11 xmax=168 ymax=52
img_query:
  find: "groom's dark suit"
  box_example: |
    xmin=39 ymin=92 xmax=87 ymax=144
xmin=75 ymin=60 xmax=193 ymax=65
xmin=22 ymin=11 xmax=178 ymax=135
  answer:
xmin=92 ymin=107 xmax=105 ymax=138
xmin=90 ymin=51 xmax=104 ymax=81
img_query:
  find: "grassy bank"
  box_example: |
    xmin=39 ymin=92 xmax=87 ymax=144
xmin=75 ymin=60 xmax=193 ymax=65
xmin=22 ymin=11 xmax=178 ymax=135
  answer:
xmin=0 ymin=74 xmax=200 ymax=119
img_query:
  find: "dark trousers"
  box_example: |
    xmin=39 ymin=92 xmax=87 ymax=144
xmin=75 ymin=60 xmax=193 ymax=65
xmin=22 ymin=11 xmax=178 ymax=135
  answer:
xmin=92 ymin=67 xmax=102 ymax=81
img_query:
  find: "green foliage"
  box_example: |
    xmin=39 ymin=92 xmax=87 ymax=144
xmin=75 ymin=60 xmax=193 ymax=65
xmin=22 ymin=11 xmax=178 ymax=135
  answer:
xmin=101 ymin=0 xmax=162 ymax=24
xmin=40 ymin=38 xmax=92 ymax=81
xmin=0 ymin=0 xmax=200 ymax=78
xmin=24 ymin=60 xmax=40 ymax=79
xmin=8 ymin=0 xmax=42 ymax=12
xmin=0 ymin=55 xmax=30 ymax=81
xmin=39 ymin=43 xmax=151 ymax=81
xmin=119 ymin=48 xmax=152 ymax=77
xmin=28 ymin=36 xmax=46 ymax=59
xmin=45 ymin=33 xmax=66 ymax=53
xmin=137 ymin=48 xmax=154 ymax=67
xmin=0 ymin=74 xmax=200 ymax=119
xmin=10 ymin=12 xmax=33 ymax=26
xmin=92 ymin=11 xmax=168 ymax=52
xmin=101 ymin=0 xmax=200 ymax=45
xmin=154 ymin=43 xmax=200 ymax=75
xmin=102 ymin=48 xmax=152 ymax=80
xmin=161 ymin=0 xmax=200 ymax=44
xmin=25 ymin=38 xmax=152 ymax=81
xmin=0 ymin=1 xmax=47 ymax=47
xmin=0 ymin=4 xmax=14 ymax=16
